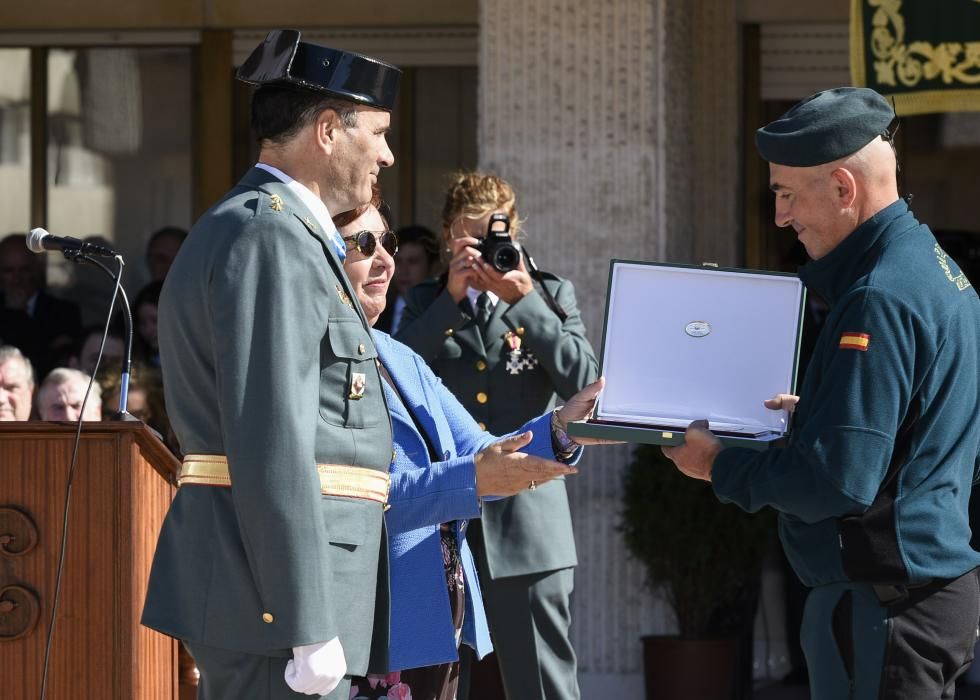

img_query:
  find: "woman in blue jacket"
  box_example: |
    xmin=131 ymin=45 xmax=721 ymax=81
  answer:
xmin=335 ymin=196 xmax=605 ymax=700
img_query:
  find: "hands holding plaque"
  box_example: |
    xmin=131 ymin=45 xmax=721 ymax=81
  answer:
xmin=663 ymin=393 xmax=800 ymax=481
xmin=556 ymin=377 xmax=624 ymax=446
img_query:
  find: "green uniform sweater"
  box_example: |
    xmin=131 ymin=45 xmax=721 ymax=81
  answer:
xmin=713 ymin=200 xmax=980 ymax=587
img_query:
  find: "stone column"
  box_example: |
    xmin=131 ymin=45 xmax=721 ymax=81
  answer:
xmin=661 ymin=0 xmax=740 ymax=266
xmin=478 ymin=0 xmax=739 ymax=692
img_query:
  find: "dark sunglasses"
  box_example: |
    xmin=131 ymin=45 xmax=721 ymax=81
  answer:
xmin=343 ymin=230 xmax=398 ymax=257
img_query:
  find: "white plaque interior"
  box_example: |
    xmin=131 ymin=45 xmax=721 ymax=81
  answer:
xmin=596 ymin=261 xmax=805 ymax=437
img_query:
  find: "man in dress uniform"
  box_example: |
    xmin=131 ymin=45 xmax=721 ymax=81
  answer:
xmin=664 ymin=87 xmax=980 ymax=699
xmin=141 ymin=30 xmax=400 ymax=699
xmin=396 ymin=172 xmax=598 ymax=699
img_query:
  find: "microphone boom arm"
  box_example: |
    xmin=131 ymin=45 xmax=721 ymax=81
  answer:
xmin=70 ymin=251 xmax=137 ymax=420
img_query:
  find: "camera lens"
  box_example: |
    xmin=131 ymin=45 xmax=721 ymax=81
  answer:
xmin=493 ymin=245 xmax=520 ymax=273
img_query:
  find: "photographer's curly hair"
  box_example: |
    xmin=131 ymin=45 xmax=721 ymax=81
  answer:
xmin=441 ymin=171 xmax=524 ymax=241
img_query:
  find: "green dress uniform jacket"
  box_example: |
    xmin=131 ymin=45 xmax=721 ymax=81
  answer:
xmin=396 ymin=274 xmax=598 ymax=578
xmin=141 ymin=167 xmax=394 ymax=677
xmin=712 ymin=199 xmax=980 ymax=588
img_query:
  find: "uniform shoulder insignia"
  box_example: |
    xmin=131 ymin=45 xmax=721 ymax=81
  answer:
xmin=839 ymin=332 xmax=870 ymax=351
xmin=336 ymin=284 xmax=353 ymax=307
xmin=269 ymin=194 xmax=284 ymax=212
xmin=934 ymin=244 xmax=973 ymax=291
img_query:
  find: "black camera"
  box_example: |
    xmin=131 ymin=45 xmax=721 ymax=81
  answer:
xmin=477 ymin=213 xmax=521 ymax=273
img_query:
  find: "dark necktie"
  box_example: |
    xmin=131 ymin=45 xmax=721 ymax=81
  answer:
xmin=475 ymin=292 xmax=492 ymax=331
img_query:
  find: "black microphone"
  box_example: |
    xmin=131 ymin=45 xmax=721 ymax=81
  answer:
xmin=27 ymin=227 xmax=118 ymax=258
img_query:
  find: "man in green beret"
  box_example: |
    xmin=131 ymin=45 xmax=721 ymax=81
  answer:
xmin=664 ymin=87 xmax=980 ymax=699
xmin=142 ymin=30 xmax=400 ymax=699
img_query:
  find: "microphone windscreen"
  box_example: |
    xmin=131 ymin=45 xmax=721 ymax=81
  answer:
xmin=27 ymin=228 xmax=49 ymax=254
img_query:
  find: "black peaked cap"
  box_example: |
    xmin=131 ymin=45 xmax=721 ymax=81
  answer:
xmin=237 ymin=29 xmax=401 ymax=111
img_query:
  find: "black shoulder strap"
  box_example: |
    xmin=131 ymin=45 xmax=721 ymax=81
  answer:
xmin=521 ymin=245 xmax=568 ymax=323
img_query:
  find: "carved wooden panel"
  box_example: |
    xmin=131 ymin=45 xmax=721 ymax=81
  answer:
xmin=0 ymin=423 xmax=179 ymax=699
xmin=0 ymin=507 xmax=41 ymax=642
xmin=0 ymin=506 xmax=38 ymax=558
xmin=0 ymin=584 xmax=40 ymax=641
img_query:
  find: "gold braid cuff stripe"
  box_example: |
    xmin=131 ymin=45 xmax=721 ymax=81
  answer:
xmin=178 ymin=454 xmax=390 ymax=505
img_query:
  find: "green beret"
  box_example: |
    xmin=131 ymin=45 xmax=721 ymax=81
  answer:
xmin=756 ymin=87 xmax=895 ymax=167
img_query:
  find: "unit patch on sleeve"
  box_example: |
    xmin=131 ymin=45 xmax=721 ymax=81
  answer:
xmin=839 ymin=332 xmax=871 ymax=351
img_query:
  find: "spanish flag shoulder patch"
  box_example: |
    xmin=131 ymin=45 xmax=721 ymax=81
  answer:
xmin=839 ymin=332 xmax=871 ymax=351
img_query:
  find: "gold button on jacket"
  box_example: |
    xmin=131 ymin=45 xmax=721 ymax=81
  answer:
xmin=476 ymin=391 xmax=488 ymax=404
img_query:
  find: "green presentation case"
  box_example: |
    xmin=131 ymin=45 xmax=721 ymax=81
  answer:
xmin=567 ymin=260 xmax=807 ymax=451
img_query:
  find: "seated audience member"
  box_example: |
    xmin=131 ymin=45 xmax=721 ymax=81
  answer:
xmin=98 ymin=365 xmax=150 ymax=422
xmin=134 ymin=281 xmax=163 ymax=368
xmin=37 ymin=367 xmax=102 ymax=421
xmin=97 ymin=362 xmax=171 ymax=439
xmin=0 ymin=345 xmax=34 ymax=421
xmin=73 ymin=324 xmax=126 ymax=377
xmin=145 ymin=226 xmax=187 ymax=283
xmin=375 ymin=224 xmax=441 ymax=333
xmin=0 ymin=233 xmax=82 ymax=378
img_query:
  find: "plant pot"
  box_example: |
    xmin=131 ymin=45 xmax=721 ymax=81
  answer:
xmin=641 ymin=635 xmax=738 ymax=700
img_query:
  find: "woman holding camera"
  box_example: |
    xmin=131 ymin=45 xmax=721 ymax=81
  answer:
xmin=396 ymin=171 xmax=598 ymax=700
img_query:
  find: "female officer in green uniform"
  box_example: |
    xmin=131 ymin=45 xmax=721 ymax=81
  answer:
xmin=396 ymin=172 xmax=598 ymax=699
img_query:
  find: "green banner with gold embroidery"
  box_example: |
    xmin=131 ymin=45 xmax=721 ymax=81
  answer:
xmin=851 ymin=0 xmax=980 ymax=115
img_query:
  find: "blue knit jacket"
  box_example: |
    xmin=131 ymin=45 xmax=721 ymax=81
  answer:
xmin=373 ymin=330 xmax=577 ymax=671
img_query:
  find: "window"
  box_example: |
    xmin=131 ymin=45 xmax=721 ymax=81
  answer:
xmin=0 ymin=49 xmax=31 ymax=235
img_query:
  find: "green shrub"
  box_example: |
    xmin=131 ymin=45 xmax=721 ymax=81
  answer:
xmin=622 ymin=443 xmax=776 ymax=638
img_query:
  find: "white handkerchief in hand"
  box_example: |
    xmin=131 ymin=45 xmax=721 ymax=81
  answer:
xmin=284 ymin=637 xmax=347 ymax=695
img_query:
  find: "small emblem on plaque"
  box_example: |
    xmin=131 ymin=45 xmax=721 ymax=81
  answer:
xmin=685 ymin=321 xmax=711 ymax=338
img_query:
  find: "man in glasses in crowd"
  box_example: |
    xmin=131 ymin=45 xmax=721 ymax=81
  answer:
xmin=142 ymin=30 xmax=400 ymax=700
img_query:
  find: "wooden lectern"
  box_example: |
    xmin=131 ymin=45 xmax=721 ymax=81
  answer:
xmin=0 ymin=422 xmax=179 ymax=699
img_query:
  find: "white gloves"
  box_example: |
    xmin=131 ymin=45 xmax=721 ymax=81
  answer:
xmin=284 ymin=637 xmax=347 ymax=696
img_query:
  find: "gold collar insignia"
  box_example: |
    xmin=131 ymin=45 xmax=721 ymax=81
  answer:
xmin=336 ymin=284 xmax=353 ymax=307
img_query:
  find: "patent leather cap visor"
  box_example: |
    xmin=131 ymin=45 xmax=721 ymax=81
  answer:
xmin=237 ymin=29 xmax=401 ymax=111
